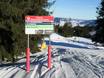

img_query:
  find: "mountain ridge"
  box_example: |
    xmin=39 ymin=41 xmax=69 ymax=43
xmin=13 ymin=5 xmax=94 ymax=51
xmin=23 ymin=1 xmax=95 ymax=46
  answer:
xmin=54 ymin=17 xmax=96 ymax=27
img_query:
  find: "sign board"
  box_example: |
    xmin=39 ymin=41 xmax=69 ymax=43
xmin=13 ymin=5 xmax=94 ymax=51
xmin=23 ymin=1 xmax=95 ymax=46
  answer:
xmin=25 ymin=16 xmax=54 ymax=34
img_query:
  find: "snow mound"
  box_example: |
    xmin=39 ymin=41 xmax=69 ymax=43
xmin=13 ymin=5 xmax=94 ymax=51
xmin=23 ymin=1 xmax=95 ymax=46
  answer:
xmin=45 ymin=33 xmax=104 ymax=50
xmin=47 ymin=33 xmax=67 ymax=43
xmin=66 ymin=36 xmax=93 ymax=44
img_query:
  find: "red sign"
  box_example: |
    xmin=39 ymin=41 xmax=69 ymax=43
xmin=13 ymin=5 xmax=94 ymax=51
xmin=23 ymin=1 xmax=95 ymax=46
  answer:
xmin=25 ymin=16 xmax=54 ymax=22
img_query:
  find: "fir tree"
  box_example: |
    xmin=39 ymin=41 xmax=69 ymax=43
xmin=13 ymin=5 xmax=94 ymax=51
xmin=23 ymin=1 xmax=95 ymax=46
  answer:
xmin=0 ymin=0 xmax=54 ymax=62
xmin=92 ymin=0 xmax=104 ymax=44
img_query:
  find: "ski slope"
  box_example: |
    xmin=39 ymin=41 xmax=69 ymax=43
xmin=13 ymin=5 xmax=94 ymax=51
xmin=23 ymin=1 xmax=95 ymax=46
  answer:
xmin=0 ymin=33 xmax=104 ymax=78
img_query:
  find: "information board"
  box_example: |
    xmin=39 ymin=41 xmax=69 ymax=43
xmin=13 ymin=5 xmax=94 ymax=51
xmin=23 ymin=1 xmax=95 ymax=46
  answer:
xmin=25 ymin=16 xmax=54 ymax=34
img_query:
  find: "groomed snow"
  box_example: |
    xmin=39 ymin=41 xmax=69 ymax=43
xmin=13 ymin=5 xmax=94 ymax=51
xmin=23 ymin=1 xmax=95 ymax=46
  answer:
xmin=0 ymin=33 xmax=104 ymax=78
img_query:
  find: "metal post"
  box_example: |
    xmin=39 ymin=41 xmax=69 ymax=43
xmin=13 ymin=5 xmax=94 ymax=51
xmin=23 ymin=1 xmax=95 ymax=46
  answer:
xmin=26 ymin=34 xmax=30 ymax=73
xmin=48 ymin=35 xmax=51 ymax=69
xmin=28 ymin=34 xmax=29 ymax=48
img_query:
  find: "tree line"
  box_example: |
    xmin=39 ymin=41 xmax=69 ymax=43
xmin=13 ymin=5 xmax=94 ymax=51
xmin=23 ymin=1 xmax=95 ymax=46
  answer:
xmin=92 ymin=0 xmax=104 ymax=45
xmin=0 ymin=0 xmax=55 ymax=63
xmin=54 ymin=22 xmax=94 ymax=38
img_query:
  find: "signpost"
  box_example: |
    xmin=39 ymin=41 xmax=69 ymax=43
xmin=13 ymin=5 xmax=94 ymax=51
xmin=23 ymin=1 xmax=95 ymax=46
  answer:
xmin=25 ymin=16 xmax=54 ymax=73
xmin=25 ymin=16 xmax=54 ymax=34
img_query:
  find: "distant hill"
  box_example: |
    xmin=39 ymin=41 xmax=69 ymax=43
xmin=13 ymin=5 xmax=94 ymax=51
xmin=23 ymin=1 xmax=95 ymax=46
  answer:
xmin=54 ymin=17 xmax=96 ymax=27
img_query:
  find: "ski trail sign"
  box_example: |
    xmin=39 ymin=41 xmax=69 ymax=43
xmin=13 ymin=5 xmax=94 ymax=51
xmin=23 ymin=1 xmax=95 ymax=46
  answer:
xmin=25 ymin=16 xmax=54 ymax=34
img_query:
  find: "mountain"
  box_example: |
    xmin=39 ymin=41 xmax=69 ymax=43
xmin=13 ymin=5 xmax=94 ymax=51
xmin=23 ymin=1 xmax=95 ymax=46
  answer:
xmin=54 ymin=17 xmax=96 ymax=27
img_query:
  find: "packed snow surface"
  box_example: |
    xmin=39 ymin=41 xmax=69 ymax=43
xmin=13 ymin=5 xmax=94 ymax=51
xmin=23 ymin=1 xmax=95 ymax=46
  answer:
xmin=0 ymin=33 xmax=104 ymax=78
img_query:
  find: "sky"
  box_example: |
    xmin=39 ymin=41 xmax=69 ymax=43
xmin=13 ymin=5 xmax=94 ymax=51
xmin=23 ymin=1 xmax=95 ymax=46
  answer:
xmin=51 ymin=0 xmax=100 ymax=20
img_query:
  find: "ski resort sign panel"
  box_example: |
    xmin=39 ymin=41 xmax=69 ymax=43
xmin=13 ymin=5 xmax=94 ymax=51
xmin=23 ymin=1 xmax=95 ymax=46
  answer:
xmin=25 ymin=16 xmax=54 ymax=34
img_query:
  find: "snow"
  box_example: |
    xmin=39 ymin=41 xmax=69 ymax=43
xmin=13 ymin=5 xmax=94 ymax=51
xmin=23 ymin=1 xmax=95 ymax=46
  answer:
xmin=50 ymin=33 xmax=66 ymax=42
xmin=0 ymin=33 xmax=104 ymax=78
